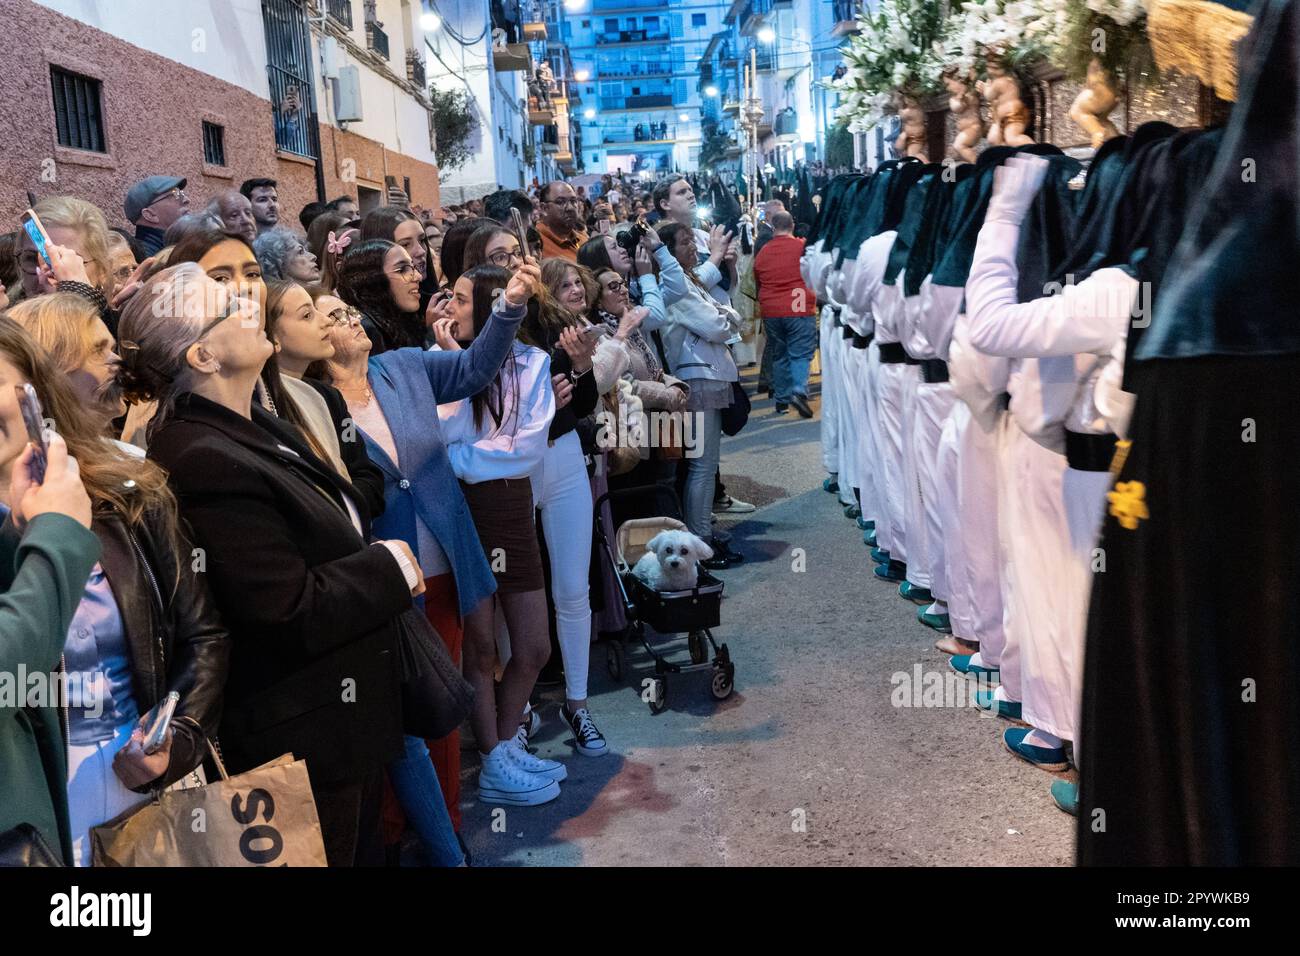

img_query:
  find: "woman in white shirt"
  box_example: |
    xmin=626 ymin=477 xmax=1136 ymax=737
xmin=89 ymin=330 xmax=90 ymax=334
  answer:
xmin=436 ymin=263 xmax=572 ymax=804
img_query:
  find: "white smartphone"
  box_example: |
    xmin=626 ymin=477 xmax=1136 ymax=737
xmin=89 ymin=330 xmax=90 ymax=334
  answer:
xmin=140 ymin=691 xmax=180 ymax=754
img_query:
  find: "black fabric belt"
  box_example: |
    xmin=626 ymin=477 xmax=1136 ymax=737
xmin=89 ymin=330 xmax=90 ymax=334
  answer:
xmin=920 ymin=359 xmax=949 ymax=383
xmin=841 ymin=325 xmax=855 ymax=340
xmin=995 ymin=391 xmax=1011 ymax=412
xmin=878 ymin=342 xmax=908 ymax=363
xmin=1065 ymin=430 xmax=1118 ymax=472
xmin=831 ymin=306 xmax=843 ymax=327
xmin=852 ymin=333 xmax=873 ymax=349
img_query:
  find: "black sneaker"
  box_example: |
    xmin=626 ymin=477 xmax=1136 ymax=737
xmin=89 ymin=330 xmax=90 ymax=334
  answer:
xmin=562 ymin=704 xmax=608 ymax=757
xmin=790 ymin=394 xmax=813 ymax=418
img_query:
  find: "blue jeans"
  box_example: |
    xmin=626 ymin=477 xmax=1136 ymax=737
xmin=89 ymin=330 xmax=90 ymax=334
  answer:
xmin=388 ymin=735 xmax=465 ymax=866
xmin=684 ymin=408 xmax=722 ymax=543
xmin=764 ymin=316 xmax=817 ymax=404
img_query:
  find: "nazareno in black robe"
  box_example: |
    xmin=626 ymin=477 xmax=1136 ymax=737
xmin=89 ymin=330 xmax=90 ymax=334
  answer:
xmin=1076 ymin=0 xmax=1300 ymax=865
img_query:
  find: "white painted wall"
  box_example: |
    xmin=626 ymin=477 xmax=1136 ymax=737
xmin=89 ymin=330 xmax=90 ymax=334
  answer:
xmin=37 ymin=0 xmax=271 ymax=97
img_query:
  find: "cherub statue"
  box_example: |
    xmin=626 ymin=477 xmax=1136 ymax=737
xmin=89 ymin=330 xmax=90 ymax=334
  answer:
xmin=893 ymin=95 xmax=929 ymax=161
xmin=944 ymin=68 xmax=985 ymax=163
xmin=1069 ymin=58 xmax=1120 ymax=150
xmin=980 ymin=55 xmax=1033 ymax=147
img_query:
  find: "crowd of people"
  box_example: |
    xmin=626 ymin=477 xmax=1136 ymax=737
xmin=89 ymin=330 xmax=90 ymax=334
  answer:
xmin=0 ymin=149 xmax=829 ymax=867
xmin=807 ymin=0 xmax=1297 ymax=866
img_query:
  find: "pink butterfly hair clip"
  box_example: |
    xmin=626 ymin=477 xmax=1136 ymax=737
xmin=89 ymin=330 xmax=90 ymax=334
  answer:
xmin=326 ymin=231 xmax=352 ymax=256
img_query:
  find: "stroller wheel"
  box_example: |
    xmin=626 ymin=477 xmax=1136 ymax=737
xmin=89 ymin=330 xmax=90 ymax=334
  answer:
xmin=647 ymin=677 xmax=668 ymax=714
xmin=606 ymin=641 xmax=624 ymax=681
xmin=687 ymin=630 xmax=709 ymax=665
xmin=710 ymin=666 xmax=735 ymax=701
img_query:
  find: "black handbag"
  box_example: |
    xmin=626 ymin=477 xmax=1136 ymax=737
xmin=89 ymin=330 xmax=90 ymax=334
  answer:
xmin=720 ymin=381 xmax=751 ymax=436
xmin=0 ymin=824 xmax=63 ymax=867
xmin=395 ymin=607 xmax=474 ymax=740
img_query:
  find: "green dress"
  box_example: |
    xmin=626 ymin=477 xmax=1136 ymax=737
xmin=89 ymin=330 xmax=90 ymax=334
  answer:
xmin=0 ymin=512 xmax=100 ymax=865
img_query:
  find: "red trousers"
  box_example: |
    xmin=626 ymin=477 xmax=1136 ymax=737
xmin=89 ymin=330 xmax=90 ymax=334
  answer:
xmin=382 ymin=573 xmax=464 ymax=845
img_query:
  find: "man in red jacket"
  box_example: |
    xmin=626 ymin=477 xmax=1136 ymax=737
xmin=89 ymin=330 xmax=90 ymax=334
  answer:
xmin=752 ymin=211 xmax=818 ymax=417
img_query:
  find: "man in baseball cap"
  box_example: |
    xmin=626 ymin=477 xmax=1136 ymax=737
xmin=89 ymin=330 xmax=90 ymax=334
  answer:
xmin=125 ymin=175 xmax=189 ymax=256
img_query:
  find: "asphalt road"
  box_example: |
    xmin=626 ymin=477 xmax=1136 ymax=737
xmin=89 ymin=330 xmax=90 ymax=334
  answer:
xmin=459 ymin=370 xmax=1075 ymax=866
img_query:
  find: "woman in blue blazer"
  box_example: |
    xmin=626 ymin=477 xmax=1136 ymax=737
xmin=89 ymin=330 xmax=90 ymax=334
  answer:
xmin=306 ymin=244 xmax=543 ymax=858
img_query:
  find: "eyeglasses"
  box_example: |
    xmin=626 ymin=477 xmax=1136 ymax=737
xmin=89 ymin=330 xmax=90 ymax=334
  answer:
xmin=546 ymin=196 xmax=580 ymax=207
xmin=148 ymin=188 xmax=186 ymax=207
xmin=487 ymin=249 xmax=524 ymax=268
xmin=386 ymin=261 xmax=420 ymax=279
xmin=326 ymin=306 xmax=361 ymax=327
xmin=603 ymin=279 xmax=627 ymax=294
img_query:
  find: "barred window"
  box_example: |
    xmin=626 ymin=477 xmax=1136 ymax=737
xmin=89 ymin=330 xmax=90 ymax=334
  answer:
xmin=203 ymin=121 xmax=227 ymax=166
xmin=51 ymin=66 xmax=106 ymax=153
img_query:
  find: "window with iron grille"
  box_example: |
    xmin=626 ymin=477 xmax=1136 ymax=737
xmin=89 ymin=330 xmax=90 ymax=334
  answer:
xmin=50 ymin=66 xmax=106 ymax=153
xmin=202 ymin=121 xmax=227 ymax=166
xmin=261 ymin=0 xmax=319 ymax=158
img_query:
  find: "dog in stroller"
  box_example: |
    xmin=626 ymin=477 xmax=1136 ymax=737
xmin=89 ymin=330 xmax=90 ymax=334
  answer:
xmin=595 ymin=486 xmax=736 ymax=713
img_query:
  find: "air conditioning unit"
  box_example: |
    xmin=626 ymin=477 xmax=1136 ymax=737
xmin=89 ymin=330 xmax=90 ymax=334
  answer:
xmin=336 ymin=65 xmax=363 ymax=122
xmin=321 ymin=36 xmax=341 ymax=79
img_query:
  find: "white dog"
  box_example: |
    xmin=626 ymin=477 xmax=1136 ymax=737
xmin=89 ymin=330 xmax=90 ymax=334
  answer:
xmin=632 ymin=530 xmax=713 ymax=592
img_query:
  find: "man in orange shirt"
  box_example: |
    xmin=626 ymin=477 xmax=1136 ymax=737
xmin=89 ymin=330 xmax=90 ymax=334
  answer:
xmin=753 ymin=211 xmax=818 ymax=417
xmin=535 ymin=181 xmax=587 ymax=261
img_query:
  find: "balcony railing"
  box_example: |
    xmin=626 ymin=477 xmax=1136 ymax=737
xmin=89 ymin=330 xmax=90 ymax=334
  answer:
xmin=832 ymin=0 xmax=861 ymax=34
xmin=738 ymin=0 xmax=773 ymax=34
xmin=597 ymin=64 xmax=673 ymax=79
xmin=598 ymin=93 xmax=673 ymax=110
xmin=596 ymin=29 xmax=670 ymax=44
xmin=325 ymin=0 xmax=353 ymax=29
xmin=406 ymin=50 xmax=426 ymax=88
xmin=366 ymin=21 xmax=389 ymax=60
xmin=601 ymin=124 xmax=686 ymax=144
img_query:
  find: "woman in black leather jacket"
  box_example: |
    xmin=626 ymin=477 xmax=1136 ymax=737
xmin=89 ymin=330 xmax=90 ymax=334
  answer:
xmin=0 ymin=316 xmax=228 ymax=865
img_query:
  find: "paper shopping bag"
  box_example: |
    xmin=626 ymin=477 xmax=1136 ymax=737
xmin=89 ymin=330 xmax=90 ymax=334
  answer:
xmin=90 ymin=752 xmax=326 ymax=867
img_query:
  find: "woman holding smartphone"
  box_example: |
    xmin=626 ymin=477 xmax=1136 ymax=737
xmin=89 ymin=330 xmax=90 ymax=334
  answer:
xmin=435 ymin=263 xmax=572 ymax=800
xmin=0 ymin=315 xmax=230 ymax=865
xmin=118 ymin=263 xmax=423 ymax=866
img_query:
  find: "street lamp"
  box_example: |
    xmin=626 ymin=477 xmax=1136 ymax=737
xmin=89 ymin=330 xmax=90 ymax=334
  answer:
xmin=563 ymin=0 xmax=584 ymax=10
xmin=584 ymin=108 xmax=596 ymax=119
xmin=704 ymin=85 xmax=719 ymax=97
xmin=420 ymin=11 xmax=441 ymax=31
xmin=678 ymin=112 xmax=690 ymax=122
xmin=574 ymin=69 xmax=590 ymax=82
xmin=757 ymin=25 xmax=776 ymax=43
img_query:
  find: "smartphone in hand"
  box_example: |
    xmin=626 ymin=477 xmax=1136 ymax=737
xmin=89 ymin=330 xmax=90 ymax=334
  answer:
xmin=22 ymin=209 xmax=54 ymax=268
xmin=16 ymin=384 xmax=48 ymax=484
xmin=140 ymin=691 xmax=180 ymax=755
xmin=509 ymin=207 xmax=531 ymax=261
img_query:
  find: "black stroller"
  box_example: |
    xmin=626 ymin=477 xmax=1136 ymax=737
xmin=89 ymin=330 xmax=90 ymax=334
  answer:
xmin=594 ymin=485 xmax=735 ymax=713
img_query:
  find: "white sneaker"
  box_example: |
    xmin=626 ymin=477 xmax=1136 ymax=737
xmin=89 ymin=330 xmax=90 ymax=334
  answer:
xmin=504 ymin=740 xmax=567 ymax=783
xmin=478 ymin=745 xmax=561 ymax=806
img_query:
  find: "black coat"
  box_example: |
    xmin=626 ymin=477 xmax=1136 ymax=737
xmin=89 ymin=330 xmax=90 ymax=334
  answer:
xmin=300 ymin=376 xmax=386 ymax=536
xmin=148 ymin=392 xmax=411 ymax=784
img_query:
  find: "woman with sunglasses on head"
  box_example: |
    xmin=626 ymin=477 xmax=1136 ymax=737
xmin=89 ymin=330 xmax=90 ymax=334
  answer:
xmin=0 ymin=315 xmax=230 ymax=866
xmin=303 ymin=265 xmax=537 ymax=851
xmin=121 ymin=262 xmax=425 ymax=866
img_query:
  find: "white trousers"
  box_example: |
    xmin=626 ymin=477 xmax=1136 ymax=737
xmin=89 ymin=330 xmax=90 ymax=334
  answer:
xmin=864 ymin=343 xmax=893 ymax=551
xmin=67 ymin=724 xmax=147 ymax=867
xmin=845 ymin=343 xmax=880 ymax=523
xmin=818 ymin=305 xmax=842 ymax=477
xmin=913 ymin=381 xmax=955 ymax=598
xmin=937 ymin=402 xmax=1007 ymax=655
xmin=993 ymin=415 xmax=1027 ymax=703
xmin=531 ymin=431 xmax=595 ymax=702
xmin=1000 ymin=425 xmax=1112 ymax=742
xmin=874 ymin=358 xmax=911 ymax=564
xmin=833 ymin=329 xmax=858 ymax=505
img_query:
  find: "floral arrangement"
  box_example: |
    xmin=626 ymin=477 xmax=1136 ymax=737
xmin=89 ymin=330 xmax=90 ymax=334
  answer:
xmin=1061 ymin=0 xmax=1156 ymax=79
xmin=830 ymin=0 xmax=946 ymax=131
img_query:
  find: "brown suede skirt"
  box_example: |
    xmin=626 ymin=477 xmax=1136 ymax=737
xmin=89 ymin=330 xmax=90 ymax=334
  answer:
xmin=458 ymin=476 xmax=544 ymax=593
